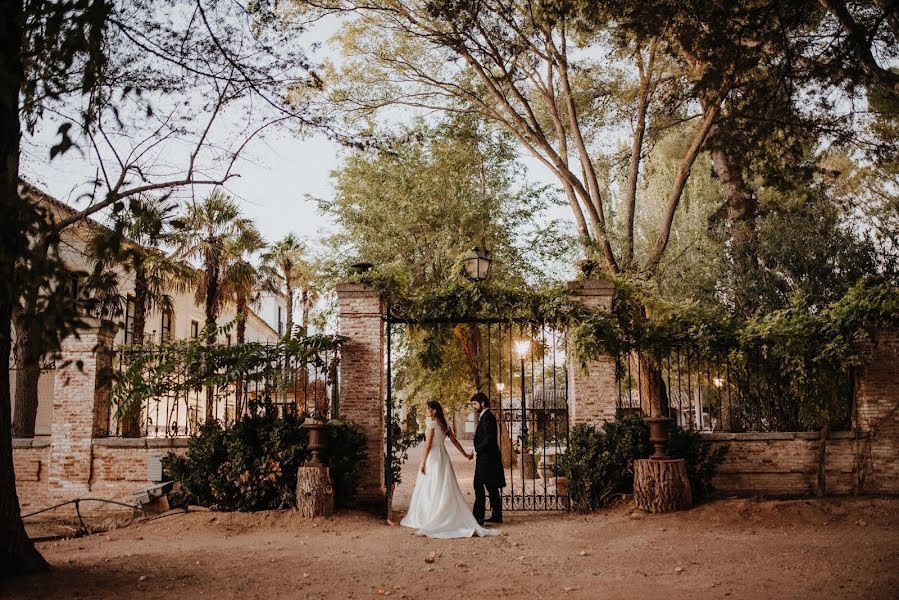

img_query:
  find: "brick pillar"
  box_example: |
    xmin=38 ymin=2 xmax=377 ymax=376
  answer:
xmin=566 ymin=279 xmax=618 ymax=426
xmin=854 ymin=329 xmax=899 ymax=494
xmin=335 ymin=282 xmax=386 ymax=508
xmin=47 ymin=318 xmax=117 ymax=499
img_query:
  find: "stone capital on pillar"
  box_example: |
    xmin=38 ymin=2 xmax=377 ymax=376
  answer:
xmin=566 ymin=278 xmax=618 ymax=426
xmin=565 ymin=278 xmax=615 ymax=314
xmin=335 ymin=282 xmax=386 ymax=509
xmin=47 ymin=317 xmax=118 ymax=498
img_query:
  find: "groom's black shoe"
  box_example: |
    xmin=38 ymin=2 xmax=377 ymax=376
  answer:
xmin=476 ymin=519 xmax=485 ymax=526
xmin=485 ymin=516 xmax=503 ymax=524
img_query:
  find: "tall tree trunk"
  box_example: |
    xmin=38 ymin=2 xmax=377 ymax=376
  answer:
xmin=11 ymin=240 xmax=50 ymax=438
xmin=284 ymin=279 xmax=294 ymax=338
xmin=301 ymin=288 xmax=309 ymax=332
xmin=11 ymin=309 xmax=39 ymax=438
xmin=132 ymin=264 xmax=148 ymax=344
xmin=709 ymin=144 xmax=760 ymax=316
xmin=203 ymin=248 xmax=220 ymax=422
xmin=452 ymin=324 xmax=483 ymax=391
xmin=234 ymin=295 xmax=246 ymax=419
xmin=1 ymin=0 xmax=49 ymax=573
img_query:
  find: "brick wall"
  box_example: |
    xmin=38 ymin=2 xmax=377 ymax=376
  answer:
xmin=14 ymin=437 xmax=187 ymax=514
xmin=336 ymin=283 xmax=386 ymax=509
xmin=853 ymin=330 xmax=899 ymax=494
xmin=12 ymin=438 xmax=51 ymax=513
xmin=702 ymin=432 xmax=862 ymax=496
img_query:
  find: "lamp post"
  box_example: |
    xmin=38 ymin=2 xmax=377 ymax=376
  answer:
xmin=464 ymin=246 xmax=492 ymax=282
xmin=514 ymin=339 xmax=531 ymax=448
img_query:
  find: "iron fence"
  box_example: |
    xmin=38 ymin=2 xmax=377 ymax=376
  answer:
xmin=108 ymin=342 xmax=339 ymax=438
xmin=615 ymin=347 xmax=854 ymax=432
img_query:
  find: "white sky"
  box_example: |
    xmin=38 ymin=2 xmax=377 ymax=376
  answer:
xmin=19 ymin=40 xmax=573 ymax=260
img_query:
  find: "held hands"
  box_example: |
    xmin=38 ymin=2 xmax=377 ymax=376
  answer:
xmin=466 ymin=452 xmax=474 ymax=461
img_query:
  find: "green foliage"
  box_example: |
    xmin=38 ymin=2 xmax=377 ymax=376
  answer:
xmin=557 ymin=414 xmax=652 ymax=513
xmin=111 ymin=329 xmax=344 ymax=422
xmin=574 ymin=278 xmax=899 ymax=430
xmin=326 ymin=418 xmax=369 ymax=506
xmin=388 ymin=416 xmax=425 ymax=488
xmin=559 ymin=413 xmax=727 ymax=512
xmin=162 ymin=404 xmax=366 ymax=511
xmin=665 ymin=425 xmax=728 ymax=501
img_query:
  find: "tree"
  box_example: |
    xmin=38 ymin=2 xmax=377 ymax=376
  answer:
xmin=223 ymin=230 xmax=268 ymax=347
xmin=171 ymin=189 xmax=262 ymax=420
xmin=307 ymin=0 xmax=899 ymax=415
xmin=81 ymin=196 xmax=193 ymax=436
xmin=87 ymin=197 xmax=194 ymax=343
xmin=320 ymin=114 xmax=571 ymax=414
xmin=2 ymin=0 xmax=322 ymax=577
xmin=263 ymin=234 xmax=315 ymax=336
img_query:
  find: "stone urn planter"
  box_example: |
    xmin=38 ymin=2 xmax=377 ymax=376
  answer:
xmin=633 ymin=417 xmax=691 ymax=513
xmin=296 ymin=417 xmax=334 ymax=518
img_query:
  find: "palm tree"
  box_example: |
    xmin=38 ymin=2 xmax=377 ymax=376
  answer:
xmin=87 ymin=196 xmax=192 ymax=437
xmin=262 ymin=233 xmax=315 ymax=337
xmin=222 ymin=229 xmax=268 ymax=345
xmin=221 ymin=229 xmax=270 ymax=419
xmin=89 ymin=196 xmax=192 ymax=344
xmin=172 ymin=189 xmax=260 ymax=420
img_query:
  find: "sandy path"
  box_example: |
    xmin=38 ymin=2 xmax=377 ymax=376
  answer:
xmin=6 ymin=442 xmax=898 ymax=598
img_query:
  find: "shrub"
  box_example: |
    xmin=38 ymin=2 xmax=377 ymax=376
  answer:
xmin=665 ymin=424 xmax=728 ymax=501
xmin=558 ymin=412 xmax=726 ymax=511
xmin=326 ymin=417 xmax=369 ymax=507
xmin=163 ymin=402 xmax=367 ymax=511
xmin=558 ymin=413 xmax=651 ymax=512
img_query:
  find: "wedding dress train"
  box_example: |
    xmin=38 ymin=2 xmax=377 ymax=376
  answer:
xmin=400 ymin=418 xmax=500 ymax=539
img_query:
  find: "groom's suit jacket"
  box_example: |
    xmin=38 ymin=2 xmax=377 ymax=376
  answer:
xmin=473 ymin=409 xmax=506 ymax=488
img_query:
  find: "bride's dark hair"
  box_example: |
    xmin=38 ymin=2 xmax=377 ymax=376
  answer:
xmin=426 ymin=400 xmax=451 ymax=435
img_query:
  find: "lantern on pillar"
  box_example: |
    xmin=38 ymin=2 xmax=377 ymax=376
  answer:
xmin=463 ymin=247 xmax=492 ymax=282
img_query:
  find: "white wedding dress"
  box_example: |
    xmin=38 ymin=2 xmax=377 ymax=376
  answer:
xmin=400 ymin=418 xmax=500 ymax=539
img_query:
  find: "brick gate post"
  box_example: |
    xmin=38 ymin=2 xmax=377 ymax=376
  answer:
xmin=853 ymin=329 xmax=899 ymax=494
xmin=335 ymin=282 xmax=386 ymax=509
xmin=47 ymin=318 xmax=117 ymax=499
xmin=566 ymin=279 xmax=618 ymax=426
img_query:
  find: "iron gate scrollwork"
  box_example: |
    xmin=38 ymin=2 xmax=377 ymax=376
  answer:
xmin=385 ymin=312 xmax=570 ymax=513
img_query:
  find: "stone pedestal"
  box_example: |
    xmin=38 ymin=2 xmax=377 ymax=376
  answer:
xmin=47 ymin=319 xmax=117 ymax=499
xmin=566 ymin=279 xmax=618 ymax=426
xmin=335 ymin=283 xmax=386 ymax=509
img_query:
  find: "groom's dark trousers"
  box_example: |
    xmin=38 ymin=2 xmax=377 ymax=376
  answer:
xmin=473 ymin=408 xmax=506 ymax=522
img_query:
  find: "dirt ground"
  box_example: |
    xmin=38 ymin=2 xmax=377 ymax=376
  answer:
xmin=5 ymin=440 xmax=899 ymax=599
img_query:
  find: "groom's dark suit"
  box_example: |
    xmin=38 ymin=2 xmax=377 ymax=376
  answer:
xmin=473 ymin=408 xmax=505 ymax=523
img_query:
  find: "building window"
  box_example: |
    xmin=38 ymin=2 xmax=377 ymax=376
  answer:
xmin=225 ymin=334 xmax=232 ymax=346
xmin=123 ymin=296 xmax=135 ymax=344
xmin=66 ymin=272 xmax=81 ymax=304
xmin=160 ymin=310 xmax=173 ymax=343
xmin=277 ymin=306 xmax=283 ymax=336
xmin=190 ymin=320 xmax=200 ymax=339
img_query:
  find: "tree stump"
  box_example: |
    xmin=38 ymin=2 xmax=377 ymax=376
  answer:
xmin=633 ymin=459 xmax=692 ymax=513
xmin=296 ymin=464 xmax=334 ymax=518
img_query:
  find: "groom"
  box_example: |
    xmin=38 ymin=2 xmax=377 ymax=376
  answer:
xmin=470 ymin=392 xmax=505 ymax=525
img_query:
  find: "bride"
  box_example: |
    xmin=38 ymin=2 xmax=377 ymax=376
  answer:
xmin=400 ymin=400 xmax=500 ymax=539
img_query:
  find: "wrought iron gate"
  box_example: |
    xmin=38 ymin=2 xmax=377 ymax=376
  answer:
xmin=385 ymin=313 xmax=570 ymax=512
